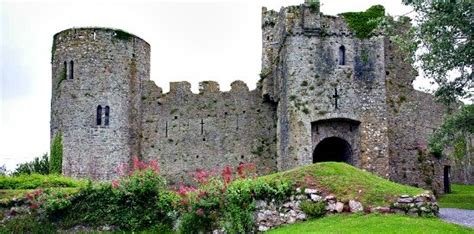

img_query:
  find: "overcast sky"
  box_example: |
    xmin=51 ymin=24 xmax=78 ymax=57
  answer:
xmin=0 ymin=0 xmax=416 ymax=171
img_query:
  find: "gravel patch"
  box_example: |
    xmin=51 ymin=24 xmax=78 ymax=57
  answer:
xmin=439 ymin=208 xmax=474 ymax=228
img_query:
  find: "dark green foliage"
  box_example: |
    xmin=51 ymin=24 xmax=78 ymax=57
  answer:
xmin=114 ymin=29 xmax=133 ymax=41
xmin=50 ymin=132 xmax=63 ymax=174
xmin=12 ymin=153 xmax=49 ymax=176
xmin=301 ymin=80 xmax=308 ymax=86
xmin=0 ymin=174 xmax=85 ymax=189
xmin=340 ymin=5 xmax=385 ymax=39
xmin=402 ymin=0 xmax=473 ymax=105
xmin=49 ymin=169 xmax=178 ymax=231
xmin=300 ymin=200 xmax=326 ymax=218
xmin=177 ymin=173 xmax=293 ymax=233
xmin=308 ymin=0 xmax=320 ymax=12
xmin=429 ymin=105 xmax=473 ymax=158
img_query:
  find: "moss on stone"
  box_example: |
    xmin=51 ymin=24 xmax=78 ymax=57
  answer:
xmin=51 ymin=36 xmax=57 ymax=64
xmin=56 ymin=65 xmax=67 ymax=90
xmin=340 ymin=5 xmax=385 ymax=39
xmin=114 ymin=29 xmax=133 ymax=41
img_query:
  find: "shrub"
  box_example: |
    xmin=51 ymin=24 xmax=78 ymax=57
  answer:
xmin=50 ymin=132 xmax=63 ymax=174
xmin=0 ymin=174 xmax=85 ymax=189
xmin=300 ymin=200 xmax=326 ymax=218
xmin=47 ymin=157 xmax=178 ymax=231
xmin=12 ymin=153 xmax=50 ymax=176
xmin=177 ymin=164 xmax=293 ymax=233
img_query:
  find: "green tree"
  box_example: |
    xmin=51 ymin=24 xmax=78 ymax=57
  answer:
xmin=429 ymin=105 xmax=473 ymax=158
xmin=12 ymin=153 xmax=50 ymax=175
xmin=402 ymin=0 xmax=473 ymax=105
xmin=50 ymin=132 xmax=63 ymax=174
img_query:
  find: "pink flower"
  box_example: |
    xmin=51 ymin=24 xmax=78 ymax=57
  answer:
xmin=221 ymin=166 xmax=232 ymax=184
xmin=111 ymin=180 xmax=120 ymax=189
xmin=237 ymin=163 xmax=256 ymax=179
xmin=196 ymin=208 xmax=205 ymax=216
xmin=192 ymin=169 xmax=211 ymax=185
xmin=177 ymin=183 xmax=196 ymax=197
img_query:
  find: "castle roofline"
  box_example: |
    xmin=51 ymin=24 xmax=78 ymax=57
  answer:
xmin=53 ymin=27 xmax=150 ymax=46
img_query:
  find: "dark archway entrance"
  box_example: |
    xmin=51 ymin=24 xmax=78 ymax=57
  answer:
xmin=444 ymin=165 xmax=451 ymax=193
xmin=313 ymin=137 xmax=352 ymax=163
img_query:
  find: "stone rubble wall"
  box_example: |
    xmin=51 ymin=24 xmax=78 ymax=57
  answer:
xmin=254 ymin=188 xmax=439 ymax=232
xmin=140 ymin=80 xmax=277 ymax=183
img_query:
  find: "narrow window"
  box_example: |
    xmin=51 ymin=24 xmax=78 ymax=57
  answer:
xmin=69 ymin=61 xmax=74 ymax=79
xmin=96 ymin=105 xmax=102 ymax=126
xmin=104 ymin=106 xmax=110 ymax=126
xmin=338 ymin=45 xmax=346 ymax=65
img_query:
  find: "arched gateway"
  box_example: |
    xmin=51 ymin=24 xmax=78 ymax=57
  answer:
xmin=313 ymin=137 xmax=352 ymax=163
xmin=311 ymin=118 xmax=360 ymax=166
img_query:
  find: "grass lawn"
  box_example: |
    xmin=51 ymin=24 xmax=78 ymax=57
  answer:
xmin=268 ymin=214 xmax=474 ymax=234
xmin=260 ymin=162 xmax=424 ymax=206
xmin=438 ymin=184 xmax=474 ymax=210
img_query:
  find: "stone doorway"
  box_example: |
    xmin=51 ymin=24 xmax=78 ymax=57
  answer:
xmin=311 ymin=118 xmax=360 ymax=166
xmin=313 ymin=137 xmax=352 ymax=163
xmin=444 ymin=165 xmax=451 ymax=193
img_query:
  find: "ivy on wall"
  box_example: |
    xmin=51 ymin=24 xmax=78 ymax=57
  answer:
xmin=340 ymin=5 xmax=385 ymax=39
xmin=50 ymin=132 xmax=63 ymax=174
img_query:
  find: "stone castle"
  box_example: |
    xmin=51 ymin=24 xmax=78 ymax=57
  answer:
xmin=50 ymin=2 xmax=470 ymax=194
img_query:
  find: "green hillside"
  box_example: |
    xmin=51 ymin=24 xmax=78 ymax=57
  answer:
xmin=261 ymin=162 xmax=425 ymax=206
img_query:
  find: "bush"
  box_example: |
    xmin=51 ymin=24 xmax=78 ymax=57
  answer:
xmin=12 ymin=153 xmax=50 ymax=176
xmin=300 ymin=200 xmax=326 ymax=218
xmin=50 ymin=132 xmax=63 ymax=174
xmin=0 ymin=174 xmax=85 ymax=189
xmin=47 ymin=157 xmax=178 ymax=231
xmin=177 ymin=164 xmax=294 ymax=233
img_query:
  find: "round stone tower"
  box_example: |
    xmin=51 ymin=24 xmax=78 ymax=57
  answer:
xmin=51 ymin=27 xmax=150 ymax=180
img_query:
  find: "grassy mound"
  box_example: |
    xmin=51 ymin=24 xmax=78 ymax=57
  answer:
xmin=268 ymin=213 xmax=473 ymax=233
xmin=438 ymin=184 xmax=474 ymax=210
xmin=261 ymin=162 xmax=424 ymax=206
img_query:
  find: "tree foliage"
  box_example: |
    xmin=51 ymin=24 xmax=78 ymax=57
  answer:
xmin=12 ymin=153 xmax=50 ymax=176
xmin=50 ymin=132 xmax=63 ymax=174
xmin=429 ymin=105 xmax=473 ymax=158
xmin=402 ymin=0 xmax=473 ymax=105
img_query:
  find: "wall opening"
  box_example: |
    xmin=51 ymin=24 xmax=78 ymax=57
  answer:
xmin=338 ymin=45 xmax=346 ymax=65
xmin=104 ymin=106 xmax=110 ymax=126
xmin=96 ymin=105 xmax=102 ymax=126
xmin=313 ymin=137 xmax=351 ymax=163
xmin=444 ymin=165 xmax=451 ymax=193
xmin=69 ymin=61 xmax=74 ymax=79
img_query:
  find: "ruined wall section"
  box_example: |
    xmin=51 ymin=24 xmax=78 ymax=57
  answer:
xmin=51 ymin=28 xmax=150 ymax=180
xmin=262 ymin=4 xmax=390 ymax=177
xmin=140 ymin=81 xmax=277 ymax=183
xmin=383 ymin=21 xmax=449 ymax=193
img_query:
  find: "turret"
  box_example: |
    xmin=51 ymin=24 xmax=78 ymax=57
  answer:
xmin=50 ymin=27 xmax=150 ymax=180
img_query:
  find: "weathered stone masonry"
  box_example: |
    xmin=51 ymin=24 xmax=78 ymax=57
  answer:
xmin=51 ymin=2 xmax=471 ymax=193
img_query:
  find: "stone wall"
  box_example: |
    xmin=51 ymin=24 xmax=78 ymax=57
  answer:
xmin=51 ymin=28 xmax=150 ymax=180
xmin=140 ymin=80 xmax=277 ymax=183
xmin=382 ymin=21 xmax=451 ymax=193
